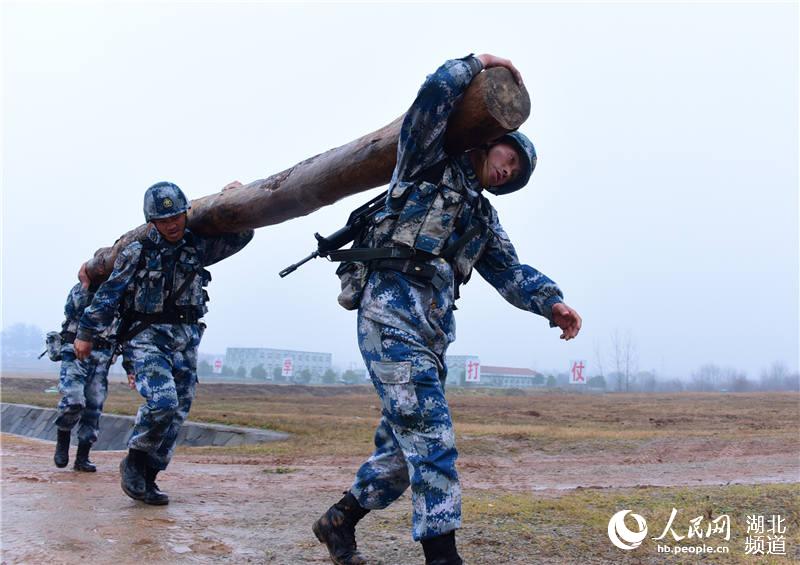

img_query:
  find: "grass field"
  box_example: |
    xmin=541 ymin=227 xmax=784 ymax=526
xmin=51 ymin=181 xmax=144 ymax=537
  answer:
xmin=4 ymin=374 xmax=797 ymax=457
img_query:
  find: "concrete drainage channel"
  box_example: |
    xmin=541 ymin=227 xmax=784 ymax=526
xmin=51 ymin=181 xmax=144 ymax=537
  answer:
xmin=0 ymin=402 xmax=289 ymax=450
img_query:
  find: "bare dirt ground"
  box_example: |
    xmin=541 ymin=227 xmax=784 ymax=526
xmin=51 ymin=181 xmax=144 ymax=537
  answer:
xmin=2 ymin=376 xmax=798 ymax=564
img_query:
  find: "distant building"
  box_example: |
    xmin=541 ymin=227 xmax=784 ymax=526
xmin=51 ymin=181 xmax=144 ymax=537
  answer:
xmin=224 ymin=347 xmax=332 ymax=381
xmin=446 ymin=354 xmax=546 ymax=388
xmin=479 ymin=365 xmax=545 ymax=388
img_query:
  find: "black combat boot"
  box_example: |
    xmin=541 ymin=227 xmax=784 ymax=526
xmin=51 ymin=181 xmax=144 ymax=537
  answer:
xmin=312 ymin=491 xmax=371 ymax=565
xmin=73 ymin=441 xmax=97 ymax=472
xmin=54 ymin=429 xmax=71 ymax=468
xmin=143 ymin=466 xmax=169 ymax=506
xmin=421 ymin=531 xmax=463 ymax=565
xmin=119 ymin=449 xmax=148 ymax=500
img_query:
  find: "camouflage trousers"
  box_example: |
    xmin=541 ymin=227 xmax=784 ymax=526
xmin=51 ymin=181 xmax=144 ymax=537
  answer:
xmin=123 ymin=323 xmax=201 ymax=471
xmin=351 ymin=268 xmax=460 ymax=541
xmin=56 ymin=344 xmax=113 ymax=444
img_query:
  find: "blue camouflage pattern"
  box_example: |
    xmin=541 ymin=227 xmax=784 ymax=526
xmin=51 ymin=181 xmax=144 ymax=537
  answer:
xmin=55 ymin=284 xmax=117 ymax=444
xmin=56 ymin=344 xmax=113 ymax=444
xmin=77 ymin=224 xmax=253 ymax=470
xmin=61 ymin=283 xmax=120 ymax=340
xmin=352 ymin=271 xmax=460 ymax=541
xmin=347 ymin=56 xmax=564 ymax=541
xmin=143 ymin=181 xmax=190 ymax=221
xmin=124 ymin=323 xmax=200 ymax=470
xmin=78 ymin=225 xmax=253 ymax=336
xmin=366 ymin=56 xmax=563 ymax=312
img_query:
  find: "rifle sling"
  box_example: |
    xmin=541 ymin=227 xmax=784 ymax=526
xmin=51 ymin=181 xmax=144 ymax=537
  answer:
xmin=327 ymin=224 xmax=482 ymax=264
xmin=327 ymin=247 xmax=422 ymax=262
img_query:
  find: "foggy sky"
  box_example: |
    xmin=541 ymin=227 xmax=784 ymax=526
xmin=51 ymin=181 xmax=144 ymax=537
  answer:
xmin=2 ymin=2 xmax=798 ymax=378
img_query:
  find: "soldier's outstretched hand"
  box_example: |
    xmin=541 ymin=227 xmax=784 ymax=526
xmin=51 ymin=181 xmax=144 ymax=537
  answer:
xmin=73 ymin=338 xmax=93 ymax=360
xmin=552 ymin=303 xmax=582 ymax=341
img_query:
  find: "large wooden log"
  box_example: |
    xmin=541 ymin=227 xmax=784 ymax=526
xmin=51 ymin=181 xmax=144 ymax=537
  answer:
xmin=85 ymin=67 xmax=530 ymax=280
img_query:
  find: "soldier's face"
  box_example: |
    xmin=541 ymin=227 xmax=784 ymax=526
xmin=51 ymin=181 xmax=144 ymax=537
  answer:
xmin=481 ymin=142 xmax=522 ymax=188
xmin=152 ymin=213 xmax=187 ymax=243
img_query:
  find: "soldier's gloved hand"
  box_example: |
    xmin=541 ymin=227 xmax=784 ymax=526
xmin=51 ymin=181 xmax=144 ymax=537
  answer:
xmin=127 ymin=374 xmax=136 ymax=390
xmin=77 ymin=262 xmax=91 ymax=290
xmin=551 ymin=303 xmax=582 ymax=341
xmin=73 ymin=338 xmax=93 ymax=360
xmin=221 ymin=180 xmax=243 ymax=192
xmin=476 ymin=54 xmax=523 ymax=85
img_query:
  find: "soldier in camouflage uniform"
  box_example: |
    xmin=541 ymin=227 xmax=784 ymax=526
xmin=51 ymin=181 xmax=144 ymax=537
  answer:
xmin=313 ymin=54 xmax=582 ymax=565
xmin=74 ymin=181 xmax=253 ymax=505
xmin=53 ymin=282 xmax=125 ymax=472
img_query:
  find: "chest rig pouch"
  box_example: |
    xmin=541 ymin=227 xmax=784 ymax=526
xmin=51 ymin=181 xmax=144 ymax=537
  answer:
xmin=131 ymin=238 xmax=209 ymax=315
xmin=388 ymin=163 xmax=465 ymax=256
xmin=335 ymin=160 xmax=475 ymax=310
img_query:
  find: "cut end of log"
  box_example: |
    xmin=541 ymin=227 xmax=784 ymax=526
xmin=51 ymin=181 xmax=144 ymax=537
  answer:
xmin=482 ymin=67 xmax=531 ymax=131
xmin=443 ymin=67 xmax=531 ymax=155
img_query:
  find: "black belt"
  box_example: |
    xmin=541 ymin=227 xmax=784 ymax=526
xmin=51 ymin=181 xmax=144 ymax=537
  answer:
xmin=327 ymin=247 xmax=437 ymax=262
xmin=371 ymin=258 xmax=448 ymax=291
xmin=328 ymin=225 xmax=482 ymax=264
xmin=129 ymin=308 xmax=200 ymax=326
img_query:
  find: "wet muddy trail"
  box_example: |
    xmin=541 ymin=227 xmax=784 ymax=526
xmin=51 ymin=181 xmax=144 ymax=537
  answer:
xmin=2 ymin=433 xmax=797 ymax=564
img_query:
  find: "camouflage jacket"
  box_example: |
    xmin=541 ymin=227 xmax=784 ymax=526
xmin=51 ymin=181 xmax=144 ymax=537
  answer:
xmin=61 ymin=283 xmax=120 ymax=343
xmin=363 ymin=55 xmax=564 ymax=321
xmin=76 ymin=225 xmax=253 ymax=341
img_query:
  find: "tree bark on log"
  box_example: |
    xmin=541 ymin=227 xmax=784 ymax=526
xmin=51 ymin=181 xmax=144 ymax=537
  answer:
xmin=85 ymin=67 xmax=530 ymax=280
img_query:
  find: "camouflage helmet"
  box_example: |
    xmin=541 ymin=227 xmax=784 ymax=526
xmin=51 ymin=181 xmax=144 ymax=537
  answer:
xmin=485 ymin=131 xmax=537 ymax=196
xmin=143 ymin=181 xmax=190 ymax=222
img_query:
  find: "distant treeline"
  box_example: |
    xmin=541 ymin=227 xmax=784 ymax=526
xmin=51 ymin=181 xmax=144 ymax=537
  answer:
xmin=570 ymin=364 xmax=800 ymax=393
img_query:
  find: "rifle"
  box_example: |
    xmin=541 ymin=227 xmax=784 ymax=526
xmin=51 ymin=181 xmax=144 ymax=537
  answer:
xmin=279 ymin=190 xmax=388 ymax=278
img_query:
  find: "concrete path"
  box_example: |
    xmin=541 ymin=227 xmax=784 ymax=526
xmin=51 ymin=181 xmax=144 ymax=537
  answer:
xmin=0 ymin=402 xmax=288 ymax=450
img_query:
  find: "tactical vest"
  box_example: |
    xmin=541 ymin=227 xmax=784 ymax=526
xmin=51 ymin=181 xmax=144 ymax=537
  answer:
xmin=126 ymin=234 xmax=211 ymax=317
xmin=58 ymin=286 xmax=120 ymax=351
xmin=336 ymin=159 xmax=491 ymax=310
xmin=61 ymin=289 xmax=93 ymax=337
xmin=366 ymin=160 xmax=466 ymax=252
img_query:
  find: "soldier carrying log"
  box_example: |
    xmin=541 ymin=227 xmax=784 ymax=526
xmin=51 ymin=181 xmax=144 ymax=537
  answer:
xmin=310 ymin=53 xmax=582 ymax=565
xmin=73 ymin=181 xmax=253 ymax=505
xmin=68 ymin=50 xmax=576 ymax=556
